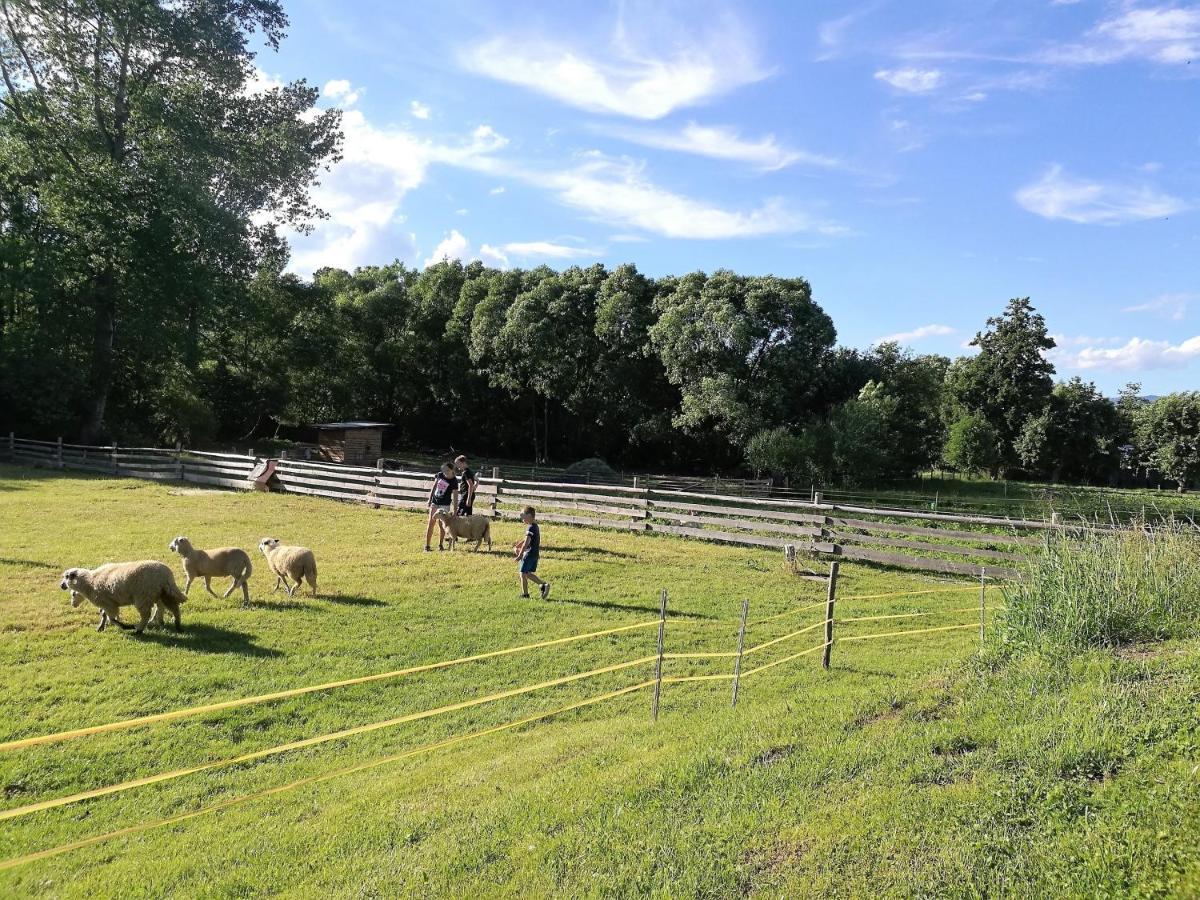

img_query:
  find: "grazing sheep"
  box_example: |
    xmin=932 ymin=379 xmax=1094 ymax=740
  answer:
xmin=433 ymin=509 xmax=493 ymax=551
xmin=168 ymin=536 xmax=253 ymax=607
xmin=60 ymin=562 xmax=186 ymax=633
xmin=258 ymin=538 xmax=318 ymax=597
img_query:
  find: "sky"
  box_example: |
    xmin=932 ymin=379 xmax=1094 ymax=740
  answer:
xmin=260 ymin=0 xmax=1199 ymax=394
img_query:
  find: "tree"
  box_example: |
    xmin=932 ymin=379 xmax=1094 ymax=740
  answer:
xmin=947 ymin=298 xmax=1056 ymax=472
xmin=943 ymin=413 xmax=1002 ymax=478
xmin=1134 ymin=393 xmax=1200 ymax=492
xmin=1014 ymin=377 xmax=1120 ymax=483
xmin=0 ymin=0 xmax=341 ymax=440
xmin=745 ymin=427 xmax=809 ymax=483
xmin=649 ymin=270 xmax=835 ymax=448
xmin=866 ymin=343 xmax=950 ymax=476
xmin=827 ymin=382 xmax=896 ymax=486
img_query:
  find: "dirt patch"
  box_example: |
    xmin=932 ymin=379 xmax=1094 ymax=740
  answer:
xmin=932 ymin=736 xmax=979 ymax=757
xmin=854 ymin=699 xmax=907 ymax=728
xmin=751 ymin=745 xmax=793 ymax=767
xmin=167 ymin=488 xmax=216 ymax=496
xmin=739 ymin=839 xmax=812 ymax=895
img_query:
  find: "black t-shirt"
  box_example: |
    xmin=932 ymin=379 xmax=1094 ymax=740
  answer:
xmin=524 ymin=522 xmax=540 ymax=555
xmin=459 ymin=467 xmax=477 ymax=499
xmin=431 ymin=472 xmax=457 ymax=506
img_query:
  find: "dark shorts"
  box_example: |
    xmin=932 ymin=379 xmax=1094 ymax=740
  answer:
xmin=457 ymin=502 xmax=473 ymax=516
xmin=518 ymin=552 xmax=539 ymax=574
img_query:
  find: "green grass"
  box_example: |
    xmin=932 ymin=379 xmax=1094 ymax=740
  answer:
xmin=0 ymin=466 xmax=1197 ymax=898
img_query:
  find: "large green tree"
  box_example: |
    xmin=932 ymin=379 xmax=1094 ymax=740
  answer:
xmin=0 ymin=0 xmax=340 ymax=440
xmin=1014 ymin=377 xmax=1121 ymax=483
xmin=947 ymin=298 xmax=1056 ymax=472
xmin=1134 ymin=393 xmax=1200 ymax=492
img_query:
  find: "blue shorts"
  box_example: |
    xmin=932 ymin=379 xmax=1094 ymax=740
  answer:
xmin=518 ymin=552 xmax=539 ymax=574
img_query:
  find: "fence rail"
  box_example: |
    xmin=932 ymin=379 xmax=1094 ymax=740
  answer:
xmin=0 ymin=433 xmax=1056 ymax=580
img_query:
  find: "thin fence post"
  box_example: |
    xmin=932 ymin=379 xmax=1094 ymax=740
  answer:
xmin=652 ymin=588 xmax=668 ymax=721
xmin=110 ymin=443 xmax=118 ymax=475
xmin=731 ymin=598 xmax=750 ymax=707
xmin=813 ymin=490 xmax=823 ymax=507
xmin=55 ymin=436 xmax=63 ymax=469
xmin=822 ymin=561 xmax=840 ymax=670
xmin=979 ymin=566 xmax=987 ymax=642
xmin=7 ymin=432 xmax=13 ymax=459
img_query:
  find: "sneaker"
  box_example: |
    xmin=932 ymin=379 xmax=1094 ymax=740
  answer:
xmin=540 ymin=583 xmax=551 ymax=600
xmin=424 ymin=545 xmax=432 ymax=552
xmin=520 ymin=593 xmax=530 ymax=599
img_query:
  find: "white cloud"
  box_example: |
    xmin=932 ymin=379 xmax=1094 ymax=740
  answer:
xmin=874 ymin=67 xmax=944 ymax=92
xmin=874 ymin=323 xmax=955 ymax=345
xmin=500 ymin=241 xmax=604 ymax=259
xmin=423 ymin=229 xmax=471 ymax=268
xmin=410 ymin=100 xmax=431 ymax=120
xmin=604 ymin=122 xmax=840 ymax=171
xmin=1122 ymin=292 xmax=1194 ymax=320
xmin=1015 ymin=164 xmax=1187 ymax=224
xmin=1041 ymin=5 xmax=1200 ymax=65
xmin=244 ymin=68 xmax=285 ymax=96
xmin=323 ymin=79 xmax=361 ymax=106
xmin=479 ymin=244 xmax=510 ymax=268
xmin=460 ymin=10 xmax=766 ymax=119
xmin=1052 ymin=335 xmax=1200 ymax=371
xmin=489 ymin=186 xmax=506 ymax=195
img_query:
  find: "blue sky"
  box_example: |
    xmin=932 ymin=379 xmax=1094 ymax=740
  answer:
xmin=260 ymin=0 xmax=1198 ymax=393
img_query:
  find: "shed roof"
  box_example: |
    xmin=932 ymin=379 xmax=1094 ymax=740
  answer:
xmin=315 ymin=421 xmax=391 ymax=430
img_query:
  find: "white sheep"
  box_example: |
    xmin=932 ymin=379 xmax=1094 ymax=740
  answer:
xmin=258 ymin=538 xmax=318 ymax=597
xmin=432 ymin=510 xmax=493 ymax=551
xmin=168 ymin=536 xmax=253 ymax=606
xmin=60 ymin=561 xmax=186 ymax=633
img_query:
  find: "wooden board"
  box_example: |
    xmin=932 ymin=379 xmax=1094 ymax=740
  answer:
xmin=834 ymin=531 xmax=1030 ymax=563
xmin=498 ymin=477 xmax=647 ymax=496
xmin=275 ymin=472 xmax=370 ymax=495
xmin=497 ymin=485 xmax=648 ymax=508
xmin=182 ymin=474 xmax=254 ymax=490
xmin=828 ymin=544 xmax=1020 ymax=579
xmin=496 ymin=510 xmax=643 ymax=530
xmin=650 ymin=510 xmax=823 ymax=538
xmin=649 ymin=498 xmax=829 ymax=525
xmin=277 ymin=466 xmax=376 ymax=486
xmin=832 ymin=516 xmax=1040 ymax=547
xmin=496 ymin=495 xmax=645 ymax=519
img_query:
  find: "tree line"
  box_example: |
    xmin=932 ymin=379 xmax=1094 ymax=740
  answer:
xmin=3 ymin=1 xmax=1199 ymax=490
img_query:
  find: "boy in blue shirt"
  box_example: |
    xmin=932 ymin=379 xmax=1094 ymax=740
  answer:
xmin=513 ymin=505 xmax=550 ymax=599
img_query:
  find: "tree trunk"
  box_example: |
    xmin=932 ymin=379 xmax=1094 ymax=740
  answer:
xmin=81 ymin=268 xmax=116 ymax=443
xmin=530 ymin=395 xmax=539 ymax=464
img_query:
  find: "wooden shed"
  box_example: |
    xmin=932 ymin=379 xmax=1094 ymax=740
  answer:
xmin=314 ymin=422 xmax=390 ymax=466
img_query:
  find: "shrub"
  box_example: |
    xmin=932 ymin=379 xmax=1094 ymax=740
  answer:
xmin=997 ymin=523 xmax=1200 ymax=653
xmin=565 ymin=457 xmax=615 ymax=478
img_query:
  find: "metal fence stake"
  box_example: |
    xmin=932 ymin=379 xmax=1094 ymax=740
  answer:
xmin=731 ymin=599 xmax=750 ymax=707
xmin=651 ymin=588 xmax=668 ymax=721
xmin=822 ymin=561 xmax=840 ymax=670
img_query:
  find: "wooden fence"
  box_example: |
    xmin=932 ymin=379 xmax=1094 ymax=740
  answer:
xmin=1 ymin=434 xmax=1052 ymax=579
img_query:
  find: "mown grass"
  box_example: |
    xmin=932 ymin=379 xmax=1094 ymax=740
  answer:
xmin=0 ymin=466 xmax=1196 ymax=898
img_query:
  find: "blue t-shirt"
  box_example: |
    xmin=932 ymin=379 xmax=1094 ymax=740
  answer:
xmin=524 ymin=522 xmax=540 ymax=555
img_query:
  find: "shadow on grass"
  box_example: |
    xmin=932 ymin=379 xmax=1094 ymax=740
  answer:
xmin=138 ymin=623 xmax=283 ymax=657
xmin=323 ymin=593 xmax=387 ymax=607
xmin=550 ymin=596 xmax=717 ymax=620
xmin=547 ymin=546 xmax=638 ymax=560
xmin=0 ymin=557 xmax=61 ymax=570
xmin=834 ymin=664 xmax=898 ymax=679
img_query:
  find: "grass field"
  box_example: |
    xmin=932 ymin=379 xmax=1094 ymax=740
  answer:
xmin=0 ymin=466 xmax=1197 ymax=898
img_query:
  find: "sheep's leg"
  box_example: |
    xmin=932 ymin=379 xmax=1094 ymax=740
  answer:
xmin=239 ymin=576 xmax=251 ymax=607
xmin=149 ymin=603 xmax=164 ymax=627
xmin=98 ymin=599 xmax=133 ymax=630
xmin=221 ymin=577 xmax=238 ymax=599
xmin=183 ymin=575 xmax=193 ymax=595
xmin=474 ymin=537 xmax=482 ymax=551
xmin=273 ymin=574 xmax=283 ymax=592
xmin=96 ymin=610 xmax=108 ymax=632
xmin=132 ymin=604 xmax=152 ymax=634
xmin=305 ymin=571 xmax=317 ymax=597
xmin=203 ymin=576 xmax=219 ymax=599
xmin=160 ymin=599 xmax=182 ymax=632
xmin=283 ymin=576 xmax=297 ymax=597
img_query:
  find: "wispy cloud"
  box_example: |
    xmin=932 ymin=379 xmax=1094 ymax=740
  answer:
xmin=460 ymin=7 xmax=767 ymax=119
xmin=602 ymin=122 xmax=840 ymax=171
xmin=874 ymin=67 xmax=944 ymax=92
xmin=410 ymin=100 xmax=431 ymax=119
xmin=500 ymin=241 xmax=604 ymax=260
xmin=1015 ymin=164 xmax=1187 ymax=224
xmin=874 ymin=323 xmax=955 ymax=344
xmin=1122 ymin=292 xmax=1194 ymax=320
xmin=1052 ymin=335 xmax=1200 ymax=371
xmin=1041 ymin=5 xmax=1200 ymax=66
xmin=322 ymin=79 xmax=361 ymax=106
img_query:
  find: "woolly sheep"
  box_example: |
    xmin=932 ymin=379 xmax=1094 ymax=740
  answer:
xmin=60 ymin=561 xmax=186 ymax=633
xmin=432 ymin=510 xmax=493 ymax=552
xmin=168 ymin=536 xmax=253 ymax=607
xmin=258 ymin=538 xmax=318 ymax=597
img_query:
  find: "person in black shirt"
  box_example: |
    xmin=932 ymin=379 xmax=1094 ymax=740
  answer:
xmin=425 ymin=462 xmax=458 ymax=551
xmin=454 ymin=454 xmax=477 ymax=516
xmin=513 ymin=505 xmax=550 ymax=599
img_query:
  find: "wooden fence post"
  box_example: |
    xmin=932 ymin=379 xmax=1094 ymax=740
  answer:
xmin=822 ymin=561 xmax=840 ymax=670
xmin=652 ymin=588 xmax=668 ymax=721
xmin=7 ymin=432 xmax=13 ymax=459
xmin=731 ymin=598 xmax=750 ymax=707
xmin=813 ymin=491 xmax=823 ymax=507
xmin=175 ymin=442 xmax=184 ymax=481
xmin=979 ymin=566 xmax=987 ymax=642
xmin=110 ymin=443 xmax=118 ymax=475
xmin=55 ymin=436 xmax=63 ymax=469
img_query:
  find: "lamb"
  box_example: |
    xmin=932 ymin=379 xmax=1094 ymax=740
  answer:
xmin=258 ymin=538 xmax=318 ymax=597
xmin=168 ymin=536 xmax=253 ymax=607
xmin=432 ymin=509 xmax=493 ymax=552
xmin=60 ymin=561 xmax=186 ymax=633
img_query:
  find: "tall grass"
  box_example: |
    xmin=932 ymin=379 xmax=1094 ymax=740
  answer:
xmin=999 ymin=522 xmax=1200 ymax=652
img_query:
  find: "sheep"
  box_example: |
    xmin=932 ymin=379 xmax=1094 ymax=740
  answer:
xmin=432 ymin=509 xmax=493 ymax=552
xmin=60 ymin=561 xmax=186 ymax=633
xmin=258 ymin=538 xmax=318 ymax=597
xmin=168 ymin=536 xmax=253 ymax=607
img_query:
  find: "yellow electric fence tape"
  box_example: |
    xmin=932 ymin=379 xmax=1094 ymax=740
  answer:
xmin=0 ymin=619 xmax=660 ymax=754
xmin=0 ymin=679 xmax=656 ymax=873
xmin=0 ymin=655 xmax=657 ymax=823
xmin=839 ymin=622 xmax=978 ymax=643
xmin=739 ymin=641 xmax=830 ymax=677
xmin=742 ymin=619 xmax=825 ymax=656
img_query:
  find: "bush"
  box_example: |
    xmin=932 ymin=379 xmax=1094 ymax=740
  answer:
xmin=943 ymin=413 xmax=1001 ymax=477
xmin=745 ymin=427 xmax=808 ymax=480
xmin=565 ymin=457 xmax=615 ymax=478
xmin=997 ymin=523 xmax=1200 ymax=653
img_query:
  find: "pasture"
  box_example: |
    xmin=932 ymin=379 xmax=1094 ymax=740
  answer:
xmin=0 ymin=466 xmax=1197 ymax=898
